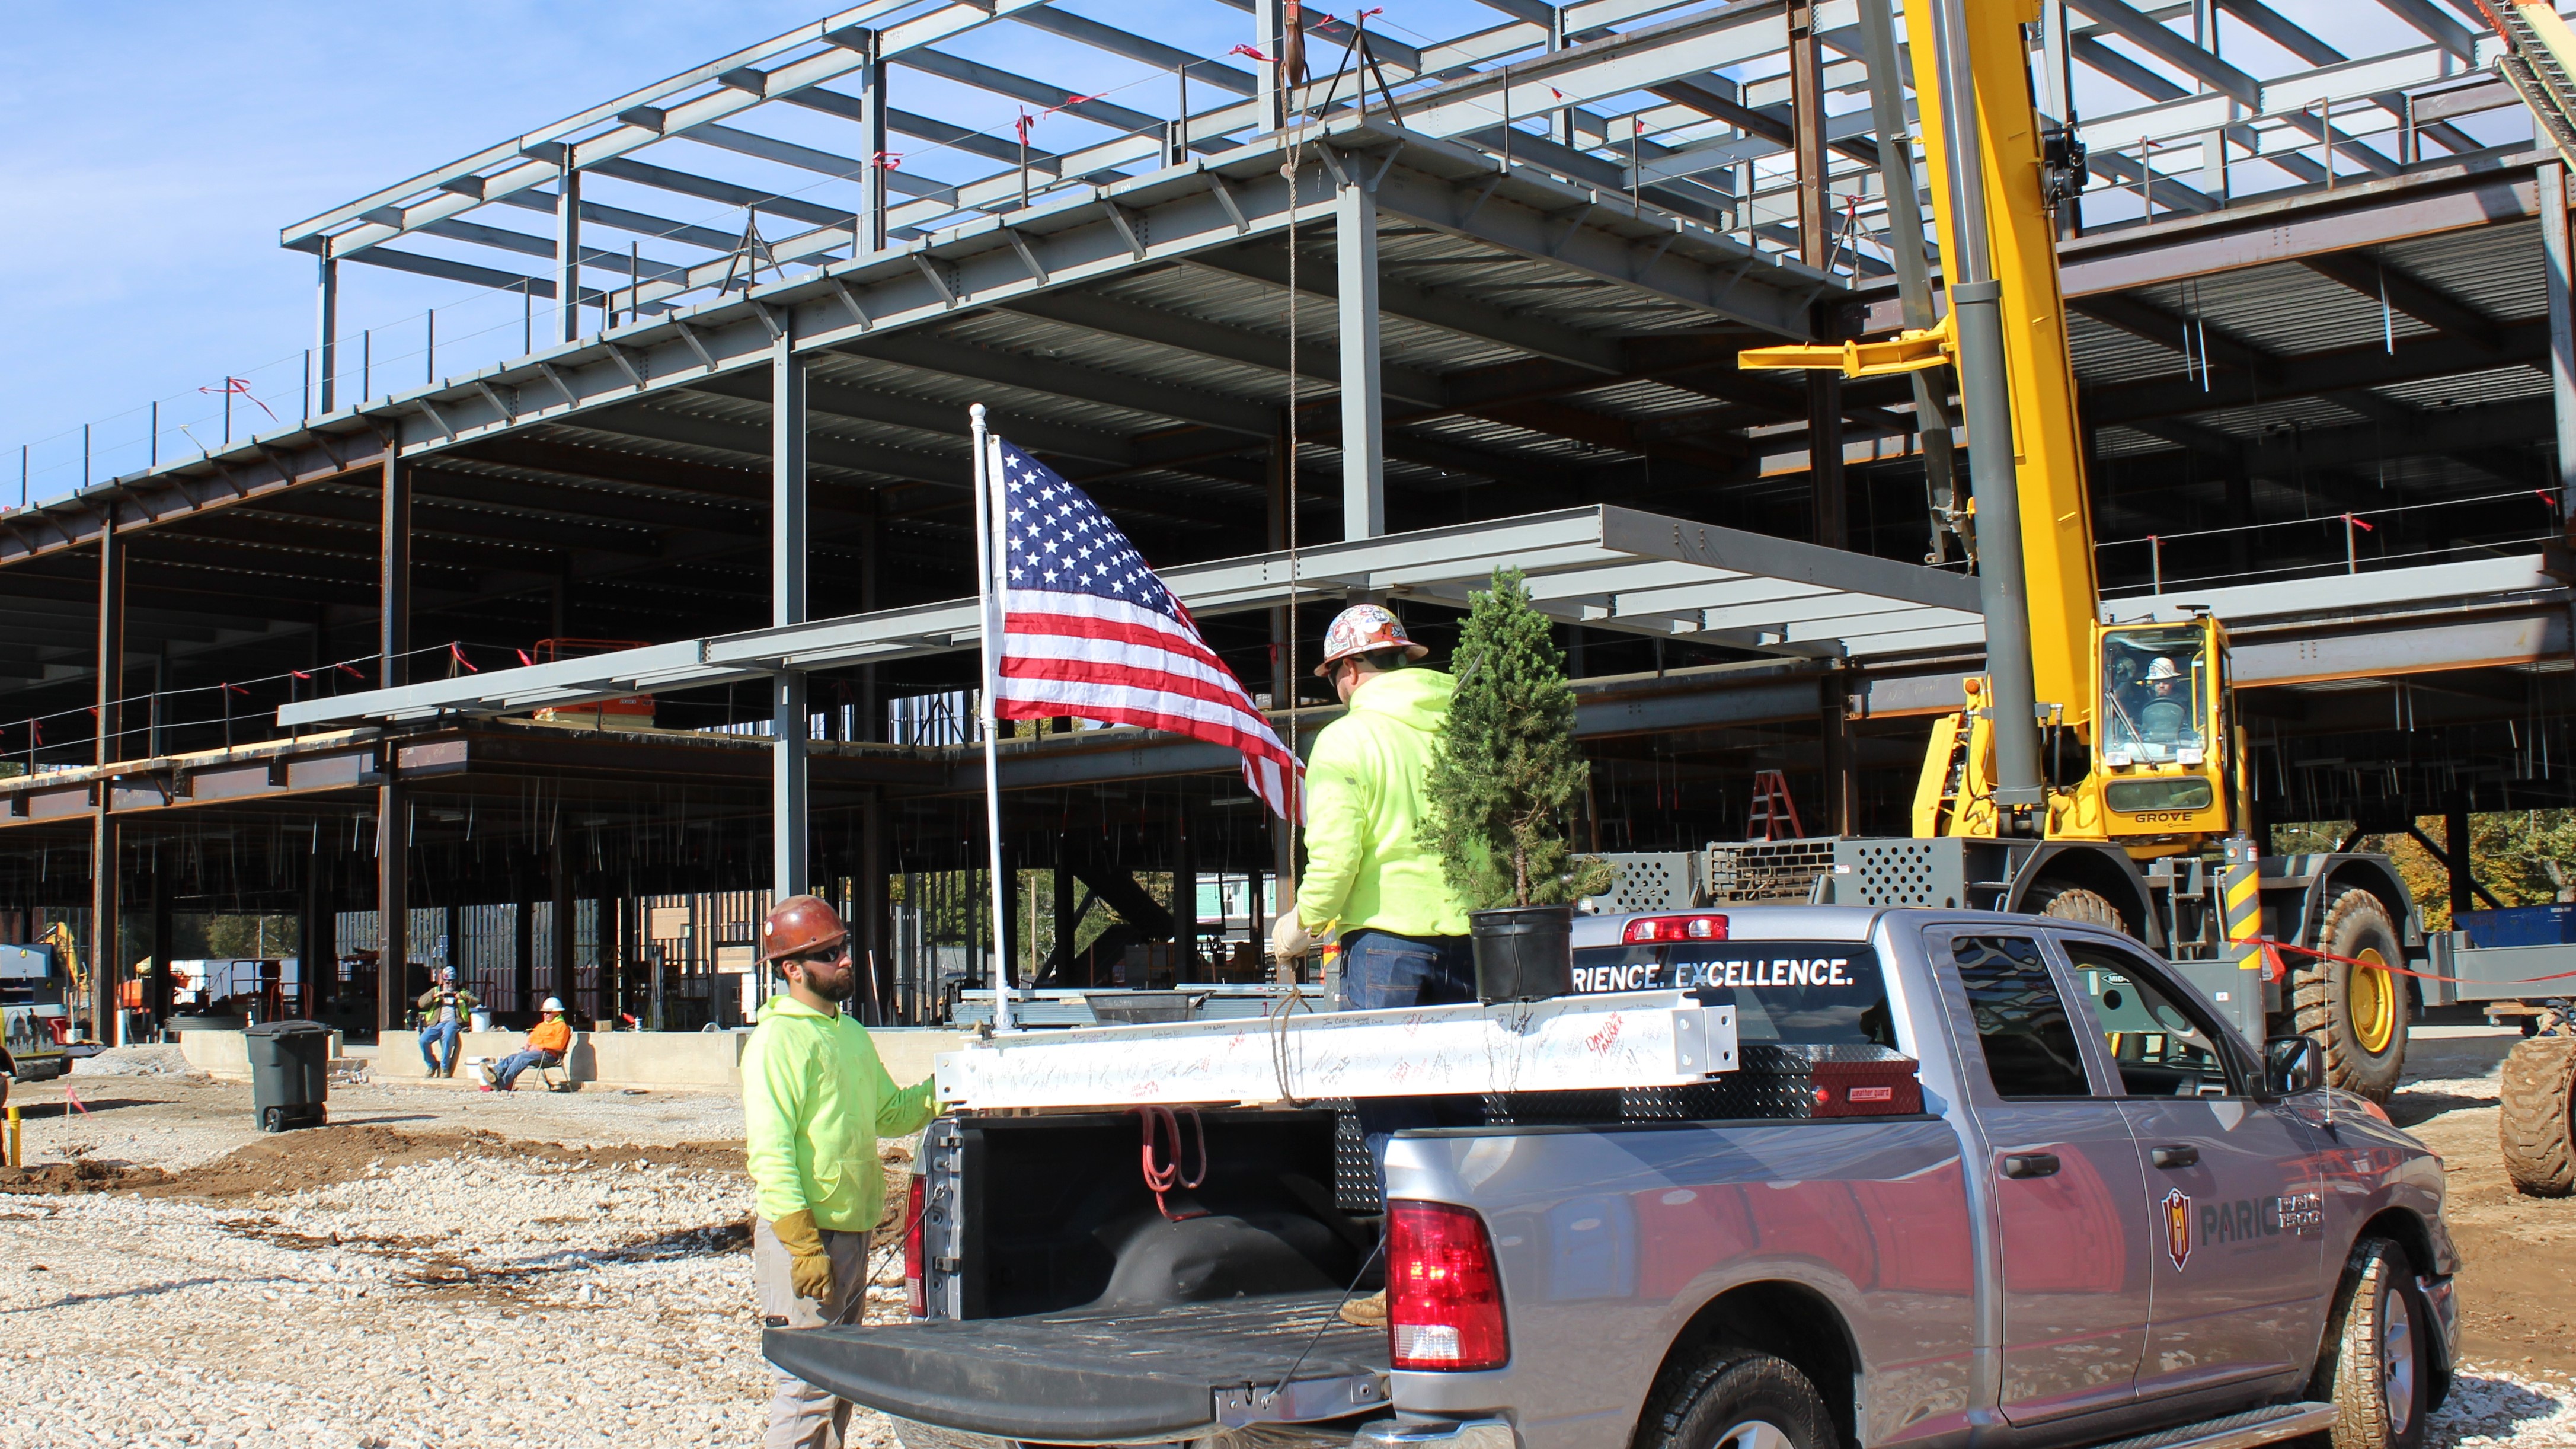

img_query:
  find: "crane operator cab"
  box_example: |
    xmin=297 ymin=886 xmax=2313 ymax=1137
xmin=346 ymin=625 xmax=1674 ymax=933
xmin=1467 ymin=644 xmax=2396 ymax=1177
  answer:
xmin=2085 ymin=615 xmax=2233 ymax=845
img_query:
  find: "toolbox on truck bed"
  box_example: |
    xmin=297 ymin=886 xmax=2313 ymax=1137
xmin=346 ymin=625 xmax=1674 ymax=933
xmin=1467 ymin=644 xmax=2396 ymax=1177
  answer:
xmin=763 ymin=1291 xmax=1389 ymax=1442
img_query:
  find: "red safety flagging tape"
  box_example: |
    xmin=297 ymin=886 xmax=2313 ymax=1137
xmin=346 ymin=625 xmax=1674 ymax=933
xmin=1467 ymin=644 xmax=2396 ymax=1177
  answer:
xmin=2252 ymin=936 xmax=2576 ymax=987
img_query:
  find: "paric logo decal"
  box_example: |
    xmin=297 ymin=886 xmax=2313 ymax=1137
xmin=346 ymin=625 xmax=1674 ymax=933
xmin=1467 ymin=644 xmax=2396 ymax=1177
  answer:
xmin=2162 ymin=1188 xmax=2192 ymax=1270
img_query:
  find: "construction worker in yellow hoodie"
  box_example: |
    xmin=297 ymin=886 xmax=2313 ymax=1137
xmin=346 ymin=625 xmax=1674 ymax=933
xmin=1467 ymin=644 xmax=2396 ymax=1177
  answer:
xmin=1268 ymin=604 xmax=1480 ymax=1324
xmin=744 ymin=893 xmax=935 ymax=1449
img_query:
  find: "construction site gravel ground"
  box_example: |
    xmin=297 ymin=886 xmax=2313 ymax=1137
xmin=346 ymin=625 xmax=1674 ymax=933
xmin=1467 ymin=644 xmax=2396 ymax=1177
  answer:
xmin=0 ymin=1028 xmax=2564 ymax=1449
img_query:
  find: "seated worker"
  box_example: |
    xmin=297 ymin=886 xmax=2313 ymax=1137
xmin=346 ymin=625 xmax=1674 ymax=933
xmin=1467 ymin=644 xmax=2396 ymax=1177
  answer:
xmin=416 ymin=968 xmax=478 ymax=1078
xmin=481 ymin=997 xmax=573 ymax=1092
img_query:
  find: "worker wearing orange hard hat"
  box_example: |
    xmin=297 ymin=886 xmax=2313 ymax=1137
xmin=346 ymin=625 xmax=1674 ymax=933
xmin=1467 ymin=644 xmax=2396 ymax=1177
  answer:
xmin=743 ymin=893 xmax=935 ymax=1449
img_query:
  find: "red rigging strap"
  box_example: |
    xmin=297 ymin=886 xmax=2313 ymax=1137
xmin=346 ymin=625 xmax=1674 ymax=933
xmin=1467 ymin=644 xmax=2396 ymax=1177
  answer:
xmin=2257 ymin=936 xmax=2576 ymax=986
xmin=1136 ymin=1105 xmax=1209 ymax=1221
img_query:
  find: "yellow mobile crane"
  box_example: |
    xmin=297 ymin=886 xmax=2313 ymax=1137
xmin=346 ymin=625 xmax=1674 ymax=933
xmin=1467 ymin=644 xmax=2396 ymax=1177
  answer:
xmin=1733 ymin=0 xmax=2420 ymax=1098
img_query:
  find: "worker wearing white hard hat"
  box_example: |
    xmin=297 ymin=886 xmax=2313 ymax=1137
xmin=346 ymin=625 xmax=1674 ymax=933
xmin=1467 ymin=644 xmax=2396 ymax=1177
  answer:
xmin=1272 ymin=604 xmax=1479 ymax=1326
xmin=481 ymin=996 xmax=574 ymax=1093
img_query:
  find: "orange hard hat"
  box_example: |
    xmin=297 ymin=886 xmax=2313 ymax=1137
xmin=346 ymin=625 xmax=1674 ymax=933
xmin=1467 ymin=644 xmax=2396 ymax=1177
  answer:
xmin=760 ymin=894 xmax=849 ymax=963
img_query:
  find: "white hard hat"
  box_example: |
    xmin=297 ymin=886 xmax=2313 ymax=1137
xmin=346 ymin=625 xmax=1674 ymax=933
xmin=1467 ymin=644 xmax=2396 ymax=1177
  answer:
xmin=1314 ymin=604 xmax=1428 ymax=676
xmin=541 ymin=997 xmax=564 ymax=1013
xmin=2146 ymin=656 xmax=2182 ymax=681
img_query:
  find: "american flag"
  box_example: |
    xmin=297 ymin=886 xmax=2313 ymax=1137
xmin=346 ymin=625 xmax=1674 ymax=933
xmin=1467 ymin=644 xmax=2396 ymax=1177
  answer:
xmin=987 ymin=439 xmax=1302 ymax=820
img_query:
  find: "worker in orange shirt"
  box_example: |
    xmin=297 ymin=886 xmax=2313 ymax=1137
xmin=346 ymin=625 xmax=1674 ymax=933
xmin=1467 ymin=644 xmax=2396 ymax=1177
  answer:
xmin=480 ymin=997 xmax=574 ymax=1091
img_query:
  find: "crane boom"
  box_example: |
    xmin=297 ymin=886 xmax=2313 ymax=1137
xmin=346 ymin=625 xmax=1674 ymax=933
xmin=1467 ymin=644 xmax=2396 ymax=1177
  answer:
xmin=1903 ymin=0 xmax=2097 ymax=728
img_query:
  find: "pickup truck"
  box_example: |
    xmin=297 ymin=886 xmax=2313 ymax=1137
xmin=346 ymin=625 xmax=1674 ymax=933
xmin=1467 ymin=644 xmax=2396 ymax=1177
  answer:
xmin=768 ymin=905 xmax=2462 ymax=1449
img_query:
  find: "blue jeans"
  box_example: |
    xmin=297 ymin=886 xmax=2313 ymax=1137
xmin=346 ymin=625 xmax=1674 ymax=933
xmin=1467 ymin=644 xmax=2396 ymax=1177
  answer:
xmin=1337 ymin=930 xmax=1485 ymax=1194
xmin=418 ymin=1020 xmax=459 ymax=1073
xmin=493 ymin=1048 xmax=560 ymax=1089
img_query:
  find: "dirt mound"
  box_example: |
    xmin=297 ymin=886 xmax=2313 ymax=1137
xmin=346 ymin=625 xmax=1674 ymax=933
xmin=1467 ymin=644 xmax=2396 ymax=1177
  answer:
xmin=0 ymin=1159 xmax=172 ymax=1194
xmin=0 ymin=1125 xmax=746 ymax=1202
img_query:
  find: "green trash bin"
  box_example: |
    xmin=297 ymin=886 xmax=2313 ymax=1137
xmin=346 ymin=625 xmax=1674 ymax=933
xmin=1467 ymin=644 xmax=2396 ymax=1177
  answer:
xmin=243 ymin=1020 xmax=332 ymax=1132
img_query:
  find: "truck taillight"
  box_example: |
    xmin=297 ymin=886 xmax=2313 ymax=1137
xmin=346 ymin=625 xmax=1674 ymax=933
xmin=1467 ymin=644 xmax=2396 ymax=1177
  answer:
xmin=903 ymin=1174 xmax=928 ymax=1317
xmin=1623 ymin=914 xmax=1728 ymax=944
xmin=1386 ymin=1200 xmax=1508 ymax=1372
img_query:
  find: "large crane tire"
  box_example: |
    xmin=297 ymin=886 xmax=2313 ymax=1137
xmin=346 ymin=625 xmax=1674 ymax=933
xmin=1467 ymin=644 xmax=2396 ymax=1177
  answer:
xmin=2026 ymin=882 xmax=2130 ymax=936
xmin=2500 ymin=1035 xmax=2576 ymax=1197
xmin=2293 ymin=889 xmax=2409 ymax=1102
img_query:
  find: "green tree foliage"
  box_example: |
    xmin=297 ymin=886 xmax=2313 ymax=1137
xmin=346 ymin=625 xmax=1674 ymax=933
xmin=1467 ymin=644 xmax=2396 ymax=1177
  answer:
xmin=2273 ymin=811 xmax=2576 ymax=932
xmin=203 ymin=914 xmax=296 ymax=958
xmin=1423 ymin=569 xmax=1615 ymax=909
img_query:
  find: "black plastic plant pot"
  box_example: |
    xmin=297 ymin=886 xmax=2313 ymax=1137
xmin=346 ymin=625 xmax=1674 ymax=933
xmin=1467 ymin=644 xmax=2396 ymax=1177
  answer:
xmin=1469 ymin=905 xmax=1574 ymax=1003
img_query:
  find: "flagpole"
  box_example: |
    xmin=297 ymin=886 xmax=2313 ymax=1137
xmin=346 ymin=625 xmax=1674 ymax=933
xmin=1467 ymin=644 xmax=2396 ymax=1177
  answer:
xmin=970 ymin=404 xmax=1015 ymax=1033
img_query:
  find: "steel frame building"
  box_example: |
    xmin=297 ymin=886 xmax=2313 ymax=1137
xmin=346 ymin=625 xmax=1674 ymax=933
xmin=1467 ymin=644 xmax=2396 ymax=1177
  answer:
xmin=3 ymin=0 xmax=2573 ymax=1040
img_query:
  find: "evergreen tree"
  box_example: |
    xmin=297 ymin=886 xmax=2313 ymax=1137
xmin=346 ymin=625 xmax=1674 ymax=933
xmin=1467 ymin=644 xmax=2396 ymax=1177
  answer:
xmin=1423 ymin=568 xmax=1615 ymax=909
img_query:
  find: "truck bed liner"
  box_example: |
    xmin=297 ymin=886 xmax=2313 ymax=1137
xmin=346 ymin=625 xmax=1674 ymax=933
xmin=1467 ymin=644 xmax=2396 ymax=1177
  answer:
xmin=765 ymin=1292 xmax=1391 ymax=1443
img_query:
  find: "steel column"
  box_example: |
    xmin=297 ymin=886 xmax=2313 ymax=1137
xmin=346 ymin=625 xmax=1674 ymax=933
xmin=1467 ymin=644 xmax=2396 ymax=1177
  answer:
xmin=1791 ymin=2 xmax=1845 ymax=553
xmin=89 ymin=815 xmax=117 ymax=1044
xmin=860 ymin=39 xmax=890 ymax=254
xmin=774 ymin=334 xmax=811 ymax=902
xmin=148 ymin=848 xmax=171 ymax=1029
xmin=381 ymin=457 xmax=411 ymax=688
xmin=550 ymin=853 xmax=574 ymax=1008
xmin=2443 ymin=799 xmax=2474 ymax=921
xmin=555 ymin=160 xmax=583 ymax=344
xmin=2544 ymin=163 xmax=2576 ymax=540
xmin=1334 ymin=177 xmax=1385 ymax=541
xmin=514 ymin=895 xmax=535 ymax=1014
xmin=1789 ymin=0 xmax=1830 ymax=266
xmin=1256 ymin=0 xmax=1289 ymax=131
xmin=91 ymin=518 xmax=124 ymax=1043
xmin=860 ymin=793 xmax=888 ymax=1021
xmin=1173 ymin=797 xmax=1198 ymax=971
xmin=378 ymin=449 xmax=410 ymax=1037
xmin=302 ymin=854 xmax=330 ymax=1019
xmin=1857 ymin=0 xmax=1963 ymax=561
xmin=315 ymin=254 xmax=339 ymax=415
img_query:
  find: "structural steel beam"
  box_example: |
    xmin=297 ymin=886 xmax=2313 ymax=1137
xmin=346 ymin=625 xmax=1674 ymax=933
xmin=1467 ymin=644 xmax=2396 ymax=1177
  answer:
xmin=277 ymin=504 xmax=1980 ymax=727
xmin=1337 ymin=174 xmax=1385 ymax=541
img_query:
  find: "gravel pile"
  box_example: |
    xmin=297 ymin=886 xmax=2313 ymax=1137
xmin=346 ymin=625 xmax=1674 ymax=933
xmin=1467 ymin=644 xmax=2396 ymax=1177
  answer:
xmin=2434 ymin=1369 xmax=2576 ymax=1447
xmin=0 ymin=1075 xmax=899 ymax=1449
xmin=68 ymin=1045 xmax=202 ymax=1079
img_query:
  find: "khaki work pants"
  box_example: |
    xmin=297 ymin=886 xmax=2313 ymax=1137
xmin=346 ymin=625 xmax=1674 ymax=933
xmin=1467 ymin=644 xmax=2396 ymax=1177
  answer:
xmin=754 ymin=1215 xmax=875 ymax=1449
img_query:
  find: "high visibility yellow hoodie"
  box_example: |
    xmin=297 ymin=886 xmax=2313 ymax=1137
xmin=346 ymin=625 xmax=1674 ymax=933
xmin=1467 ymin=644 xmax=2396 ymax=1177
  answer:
xmin=1297 ymin=668 xmax=1473 ymax=940
xmin=742 ymin=995 xmax=935 ymax=1232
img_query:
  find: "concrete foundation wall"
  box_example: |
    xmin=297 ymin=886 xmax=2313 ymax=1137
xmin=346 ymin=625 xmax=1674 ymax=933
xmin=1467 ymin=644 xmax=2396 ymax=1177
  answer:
xmin=182 ymin=1023 xmax=964 ymax=1094
xmin=173 ymin=1027 xmax=346 ymax=1078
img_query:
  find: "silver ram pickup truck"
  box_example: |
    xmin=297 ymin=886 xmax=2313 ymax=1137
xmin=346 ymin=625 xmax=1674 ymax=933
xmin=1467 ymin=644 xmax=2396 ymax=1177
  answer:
xmin=768 ymin=906 xmax=2460 ymax=1449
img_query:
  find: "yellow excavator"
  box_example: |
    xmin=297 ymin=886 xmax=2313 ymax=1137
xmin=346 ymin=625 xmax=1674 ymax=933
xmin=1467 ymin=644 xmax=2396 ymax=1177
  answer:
xmin=1734 ymin=0 xmax=2420 ymax=1099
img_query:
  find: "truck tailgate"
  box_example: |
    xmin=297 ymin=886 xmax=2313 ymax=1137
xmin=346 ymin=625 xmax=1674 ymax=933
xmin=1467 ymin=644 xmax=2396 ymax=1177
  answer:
xmin=764 ymin=1292 xmax=1390 ymax=1442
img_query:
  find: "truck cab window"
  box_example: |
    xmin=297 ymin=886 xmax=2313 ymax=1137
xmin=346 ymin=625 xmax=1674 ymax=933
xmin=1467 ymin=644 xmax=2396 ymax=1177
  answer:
xmin=1951 ymin=936 xmax=2092 ymax=1099
xmin=2060 ymin=940 xmax=2238 ymax=1097
xmin=2099 ymin=626 xmax=2207 ymax=763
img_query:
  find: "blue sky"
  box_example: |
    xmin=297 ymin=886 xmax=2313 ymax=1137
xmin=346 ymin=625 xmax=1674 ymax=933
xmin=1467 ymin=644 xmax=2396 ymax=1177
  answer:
xmin=0 ymin=3 xmax=843 ymax=502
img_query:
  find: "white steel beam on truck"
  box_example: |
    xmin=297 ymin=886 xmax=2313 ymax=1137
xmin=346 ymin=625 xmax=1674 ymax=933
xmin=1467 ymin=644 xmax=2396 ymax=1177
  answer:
xmin=933 ymin=991 xmax=1740 ymax=1110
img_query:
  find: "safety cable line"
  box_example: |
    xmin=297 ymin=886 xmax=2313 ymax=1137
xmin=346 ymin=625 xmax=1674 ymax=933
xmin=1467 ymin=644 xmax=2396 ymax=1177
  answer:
xmin=2096 ymin=484 xmax=2563 ymax=548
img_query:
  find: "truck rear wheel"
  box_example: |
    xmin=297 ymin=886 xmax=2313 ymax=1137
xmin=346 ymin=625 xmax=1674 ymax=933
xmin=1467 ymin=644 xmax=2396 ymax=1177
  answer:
xmin=2500 ymin=1035 xmax=2576 ymax=1197
xmin=1642 ymin=1351 xmax=1833 ymax=1449
xmin=2313 ymin=1237 xmax=2427 ymax=1449
xmin=2293 ymin=889 xmax=2408 ymax=1103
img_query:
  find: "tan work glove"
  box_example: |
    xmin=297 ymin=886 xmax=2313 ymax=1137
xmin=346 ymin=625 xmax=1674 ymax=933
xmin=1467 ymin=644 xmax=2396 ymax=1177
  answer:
xmin=1270 ymin=912 xmax=1313 ymax=962
xmin=771 ymin=1208 xmax=833 ymax=1304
